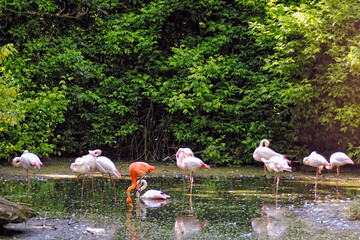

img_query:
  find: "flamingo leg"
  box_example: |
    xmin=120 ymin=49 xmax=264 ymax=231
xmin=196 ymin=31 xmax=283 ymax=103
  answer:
xmin=27 ymin=169 xmax=30 ymax=201
xmin=276 ymin=172 xmax=280 ymax=196
xmin=109 ymin=174 xmax=116 ymax=202
xmin=101 ymin=173 xmax=105 ymax=191
xmin=81 ymin=175 xmax=85 ymax=196
xmin=315 ymin=170 xmax=318 ymax=200
xmin=263 ymin=164 xmax=267 ymax=177
xmin=91 ymin=168 xmax=95 ymax=198
xmin=190 ymin=172 xmax=194 ymax=194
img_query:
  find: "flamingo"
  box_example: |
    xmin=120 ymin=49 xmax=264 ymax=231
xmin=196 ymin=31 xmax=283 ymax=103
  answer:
xmin=83 ymin=149 xmax=102 ymax=195
xmin=95 ymin=156 xmax=122 ymax=201
xmin=136 ymin=179 xmax=170 ymax=200
xmin=326 ymin=152 xmax=354 ymax=183
xmin=253 ymin=139 xmax=289 ymax=176
xmin=12 ymin=150 xmax=43 ymax=200
xmin=70 ymin=157 xmax=91 ymax=194
xmin=126 ymin=162 xmax=156 ymax=208
xmin=261 ymin=155 xmax=292 ymax=195
xmin=303 ymin=151 xmax=330 ymax=199
xmin=177 ymin=150 xmax=210 ymax=194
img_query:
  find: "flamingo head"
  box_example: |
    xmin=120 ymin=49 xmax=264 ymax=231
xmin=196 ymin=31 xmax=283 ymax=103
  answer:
xmin=303 ymin=157 xmax=310 ymax=166
xmin=89 ymin=149 xmax=102 ymax=157
xmin=12 ymin=157 xmax=22 ymax=168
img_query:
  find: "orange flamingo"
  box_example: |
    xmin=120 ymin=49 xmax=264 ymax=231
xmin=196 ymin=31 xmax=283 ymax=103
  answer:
xmin=126 ymin=162 xmax=156 ymax=208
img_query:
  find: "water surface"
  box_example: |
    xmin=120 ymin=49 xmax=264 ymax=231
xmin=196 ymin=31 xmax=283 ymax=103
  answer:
xmin=1 ymin=167 xmax=359 ymax=239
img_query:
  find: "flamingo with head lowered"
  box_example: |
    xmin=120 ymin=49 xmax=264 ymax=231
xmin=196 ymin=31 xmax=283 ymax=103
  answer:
xmin=326 ymin=152 xmax=354 ymax=182
xmin=12 ymin=150 xmax=43 ymax=201
xmin=303 ymin=151 xmax=330 ymax=199
xmin=176 ymin=149 xmax=210 ymax=194
xmin=136 ymin=179 xmax=170 ymax=200
xmin=261 ymin=155 xmax=292 ymax=195
xmin=95 ymin=155 xmax=122 ymax=201
xmin=253 ymin=139 xmax=290 ymax=177
xmin=126 ymin=162 xmax=156 ymax=208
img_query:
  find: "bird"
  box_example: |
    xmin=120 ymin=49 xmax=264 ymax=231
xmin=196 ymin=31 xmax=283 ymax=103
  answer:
xmin=126 ymin=162 xmax=156 ymax=208
xmin=326 ymin=152 xmax=354 ymax=182
xmin=83 ymin=149 xmax=102 ymax=195
xmin=176 ymin=148 xmax=194 ymax=179
xmin=70 ymin=157 xmax=91 ymax=181
xmin=95 ymin=155 xmax=122 ymax=201
xmin=136 ymin=179 xmax=170 ymax=200
xmin=176 ymin=150 xmax=210 ymax=194
xmin=261 ymin=155 xmax=292 ymax=195
xmin=253 ymin=139 xmax=289 ymax=176
xmin=303 ymin=151 xmax=330 ymax=199
xmin=12 ymin=150 xmax=43 ymax=201
xmin=70 ymin=157 xmax=91 ymax=194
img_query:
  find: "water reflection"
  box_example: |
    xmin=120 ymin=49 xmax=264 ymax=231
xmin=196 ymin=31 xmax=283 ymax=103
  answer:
xmin=251 ymin=203 xmax=290 ymax=240
xmin=1 ymin=175 xmax=359 ymax=239
xmin=174 ymin=194 xmax=209 ymax=240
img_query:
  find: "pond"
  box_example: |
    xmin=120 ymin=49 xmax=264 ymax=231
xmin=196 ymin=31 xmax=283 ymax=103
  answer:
xmin=1 ymin=162 xmax=360 ymax=239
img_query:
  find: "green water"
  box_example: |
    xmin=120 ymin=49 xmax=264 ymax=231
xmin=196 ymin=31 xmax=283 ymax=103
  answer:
xmin=0 ymin=174 xmax=358 ymax=239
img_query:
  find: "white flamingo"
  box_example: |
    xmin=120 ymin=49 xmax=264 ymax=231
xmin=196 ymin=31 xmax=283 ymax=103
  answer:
xmin=95 ymin=155 xmax=121 ymax=200
xmin=261 ymin=155 xmax=292 ymax=195
xmin=326 ymin=152 xmax=354 ymax=182
xmin=12 ymin=150 xmax=43 ymax=200
xmin=253 ymin=139 xmax=289 ymax=176
xmin=176 ymin=150 xmax=210 ymax=194
xmin=136 ymin=179 xmax=170 ymax=200
xmin=303 ymin=151 xmax=330 ymax=198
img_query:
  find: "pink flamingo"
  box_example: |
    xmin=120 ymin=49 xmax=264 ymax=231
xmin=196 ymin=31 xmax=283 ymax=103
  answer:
xmin=136 ymin=179 xmax=170 ymax=200
xmin=261 ymin=155 xmax=292 ymax=195
xmin=303 ymin=151 xmax=330 ymax=199
xmin=253 ymin=139 xmax=289 ymax=176
xmin=95 ymin=155 xmax=121 ymax=200
xmin=177 ymin=150 xmax=210 ymax=194
xmin=12 ymin=150 xmax=43 ymax=200
xmin=176 ymin=148 xmax=194 ymax=177
xmin=70 ymin=157 xmax=90 ymax=194
xmin=83 ymin=149 xmax=102 ymax=195
xmin=326 ymin=152 xmax=354 ymax=182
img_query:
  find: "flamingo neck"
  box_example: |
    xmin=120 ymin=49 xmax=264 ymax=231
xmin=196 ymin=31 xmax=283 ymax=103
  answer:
xmin=126 ymin=175 xmax=138 ymax=206
xmin=137 ymin=179 xmax=147 ymax=192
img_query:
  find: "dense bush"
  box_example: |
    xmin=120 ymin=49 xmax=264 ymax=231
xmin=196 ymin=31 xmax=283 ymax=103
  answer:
xmin=1 ymin=0 xmax=359 ymax=165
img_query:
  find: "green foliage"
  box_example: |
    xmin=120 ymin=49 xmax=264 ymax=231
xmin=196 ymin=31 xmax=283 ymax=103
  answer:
xmin=1 ymin=0 xmax=360 ymax=165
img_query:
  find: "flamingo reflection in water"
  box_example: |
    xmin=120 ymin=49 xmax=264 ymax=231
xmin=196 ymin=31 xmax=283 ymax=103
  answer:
xmin=175 ymin=194 xmax=209 ymax=240
xmin=251 ymin=201 xmax=290 ymax=240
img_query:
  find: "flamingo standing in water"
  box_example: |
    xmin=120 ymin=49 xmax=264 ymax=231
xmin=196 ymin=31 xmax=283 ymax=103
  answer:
xmin=177 ymin=150 xmax=210 ymax=194
xmin=303 ymin=151 xmax=330 ymax=199
xmin=261 ymin=155 xmax=292 ymax=195
xmin=253 ymin=139 xmax=289 ymax=176
xmin=95 ymin=156 xmax=122 ymax=201
xmin=12 ymin=150 xmax=43 ymax=201
xmin=326 ymin=152 xmax=354 ymax=183
xmin=83 ymin=149 xmax=102 ymax=195
xmin=126 ymin=162 xmax=156 ymax=208
xmin=70 ymin=157 xmax=90 ymax=193
xmin=136 ymin=179 xmax=170 ymax=200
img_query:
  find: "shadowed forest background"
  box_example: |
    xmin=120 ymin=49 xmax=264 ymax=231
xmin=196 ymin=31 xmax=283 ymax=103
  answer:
xmin=1 ymin=0 xmax=360 ymax=165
